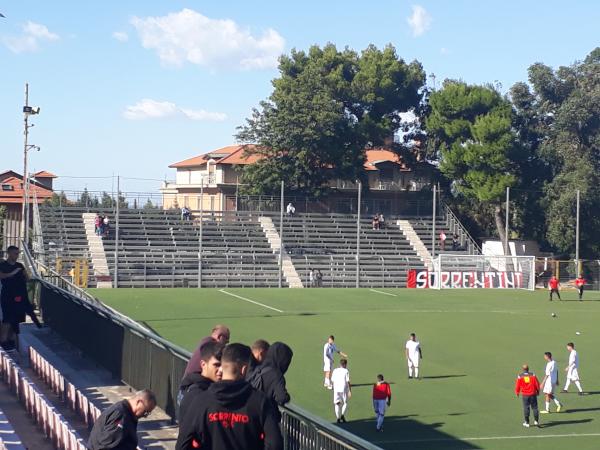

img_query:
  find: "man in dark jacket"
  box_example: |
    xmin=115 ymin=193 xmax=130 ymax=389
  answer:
xmin=0 ymin=246 xmax=42 ymax=350
xmin=176 ymin=343 xmax=283 ymax=450
xmin=249 ymin=341 xmax=293 ymax=419
xmin=178 ymin=341 xmax=224 ymax=421
xmin=246 ymin=339 xmax=270 ymax=381
xmin=183 ymin=324 xmax=230 ymax=378
xmin=88 ymin=389 xmax=156 ymax=450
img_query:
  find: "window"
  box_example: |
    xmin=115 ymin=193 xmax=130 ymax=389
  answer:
xmin=1 ymin=184 xmax=14 ymax=191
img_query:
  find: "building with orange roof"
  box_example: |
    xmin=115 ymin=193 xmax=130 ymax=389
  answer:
xmin=160 ymin=145 xmax=434 ymax=214
xmin=1 ymin=170 xmax=55 ymax=249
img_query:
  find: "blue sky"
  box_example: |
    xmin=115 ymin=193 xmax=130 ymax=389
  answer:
xmin=1 ymin=0 xmax=598 ymax=193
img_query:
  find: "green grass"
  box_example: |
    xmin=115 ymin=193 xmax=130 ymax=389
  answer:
xmin=90 ymin=287 xmax=600 ymax=450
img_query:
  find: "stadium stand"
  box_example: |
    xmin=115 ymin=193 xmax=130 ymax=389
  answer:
xmin=0 ymin=407 xmax=26 ymax=450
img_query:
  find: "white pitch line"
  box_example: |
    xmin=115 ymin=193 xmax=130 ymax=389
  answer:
xmin=218 ymin=289 xmax=283 ymax=313
xmin=374 ymin=432 xmax=600 ymax=444
xmin=369 ymin=289 xmax=397 ymax=297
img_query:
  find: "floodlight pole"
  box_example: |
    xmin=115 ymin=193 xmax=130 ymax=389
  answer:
xmin=278 ymin=181 xmax=284 ymax=288
xmin=198 ymin=178 xmax=204 ymax=288
xmin=575 ymin=189 xmax=580 ymax=277
xmin=21 ymin=83 xmax=30 ymax=247
xmin=355 ymin=180 xmax=362 ymax=288
xmin=505 ymin=187 xmax=510 ymax=256
xmin=114 ymin=175 xmax=120 ymax=287
xmin=431 ymin=184 xmax=436 ymax=258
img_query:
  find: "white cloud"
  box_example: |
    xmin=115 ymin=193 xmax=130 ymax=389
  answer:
xmin=130 ymin=8 xmax=285 ymax=70
xmin=3 ymin=21 xmax=59 ymax=53
xmin=407 ymin=5 xmax=432 ymax=37
xmin=123 ymin=99 xmax=227 ymax=122
xmin=112 ymin=31 xmax=129 ymax=42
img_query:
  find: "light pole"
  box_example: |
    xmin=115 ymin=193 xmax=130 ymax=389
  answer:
xmin=21 ymin=83 xmax=41 ymax=246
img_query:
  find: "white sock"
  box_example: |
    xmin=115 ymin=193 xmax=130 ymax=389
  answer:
xmin=553 ymin=397 xmax=561 ymax=406
xmin=415 ymin=368 xmax=419 ymax=378
xmin=341 ymin=402 xmax=347 ymax=416
xmin=564 ymin=379 xmax=570 ymax=391
xmin=408 ymin=368 xmax=413 ymax=377
xmin=335 ymin=404 xmax=342 ymax=419
xmin=545 ymin=401 xmax=550 ymax=411
xmin=324 ymin=377 xmax=329 ymax=386
xmin=575 ymin=381 xmax=583 ymax=392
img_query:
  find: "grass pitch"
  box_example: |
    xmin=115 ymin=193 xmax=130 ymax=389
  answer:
xmin=90 ymin=287 xmax=600 ymax=450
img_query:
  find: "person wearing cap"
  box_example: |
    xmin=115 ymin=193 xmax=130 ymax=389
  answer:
xmin=515 ymin=364 xmax=541 ymax=428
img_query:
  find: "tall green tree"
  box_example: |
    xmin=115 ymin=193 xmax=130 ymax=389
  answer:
xmin=426 ymin=81 xmax=522 ymax=251
xmin=515 ymin=48 xmax=600 ymax=256
xmin=236 ymin=43 xmax=425 ymax=195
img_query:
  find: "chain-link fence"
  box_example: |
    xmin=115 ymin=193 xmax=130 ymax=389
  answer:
xmin=536 ymin=258 xmax=600 ymax=290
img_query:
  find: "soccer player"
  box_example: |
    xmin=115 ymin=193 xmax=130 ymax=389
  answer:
xmin=405 ymin=333 xmax=422 ymax=379
xmin=562 ymin=342 xmax=584 ymax=395
xmin=323 ymin=336 xmax=348 ymax=389
xmin=575 ymin=275 xmax=585 ymax=301
xmin=331 ymin=359 xmax=351 ymax=423
xmin=515 ymin=364 xmax=540 ymax=428
xmin=540 ymin=352 xmax=562 ymax=413
xmin=548 ymin=275 xmax=561 ymax=301
xmin=372 ymin=374 xmax=392 ymax=432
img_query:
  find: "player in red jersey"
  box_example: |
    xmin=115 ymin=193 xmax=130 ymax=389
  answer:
xmin=575 ymin=275 xmax=585 ymax=301
xmin=515 ymin=364 xmax=541 ymax=428
xmin=548 ymin=275 xmax=561 ymax=301
xmin=372 ymin=374 xmax=392 ymax=432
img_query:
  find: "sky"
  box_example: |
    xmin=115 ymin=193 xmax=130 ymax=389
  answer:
xmin=1 ymin=0 xmax=598 ymax=194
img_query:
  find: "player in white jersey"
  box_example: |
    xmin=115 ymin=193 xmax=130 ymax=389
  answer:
xmin=331 ymin=359 xmax=351 ymax=423
xmin=540 ymin=352 xmax=562 ymax=413
xmin=405 ymin=333 xmax=422 ymax=379
xmin=323 ymin=335 xmax=348 ymax=389
xmin=562 ymin=342 xmax=584 ymax=395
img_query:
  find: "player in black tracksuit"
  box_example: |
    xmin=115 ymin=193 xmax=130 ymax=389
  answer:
xmin=248 ymin=342 xmax=293 ymax=421
xmin=176 ymin=343 xmax=283 ymax=450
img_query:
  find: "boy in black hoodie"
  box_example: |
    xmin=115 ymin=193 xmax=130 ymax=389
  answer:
xmin=176 ymin=343 xmax=283 ymax=450
xmin=248 ymin=342 xmax=293 ymax=420
xmin=178 ymin=341 xmax=224 ymax=422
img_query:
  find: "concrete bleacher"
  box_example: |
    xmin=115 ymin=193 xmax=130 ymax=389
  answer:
xmin=269 ymin=213 xmax=425 ymax=287
xmin=408 ymin=217 xmax=472 ymax=255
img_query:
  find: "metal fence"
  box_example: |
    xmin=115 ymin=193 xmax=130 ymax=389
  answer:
xmin=536 ymin=258 xmax=600 ymax=290
xmin=22 ymin=247 xmax=383 ymax=450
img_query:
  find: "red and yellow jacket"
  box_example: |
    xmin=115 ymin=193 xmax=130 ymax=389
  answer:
xmin=515 ymin=371 xmax=540 ymax=396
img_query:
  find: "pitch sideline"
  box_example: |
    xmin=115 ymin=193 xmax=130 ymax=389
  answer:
xmin=218 ymin=289 xmax=284 ymax=313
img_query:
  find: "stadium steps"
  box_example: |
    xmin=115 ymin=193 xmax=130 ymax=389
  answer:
xmin=82 ymin=213 xmax=113 ymax=288
xmin=258 ymin=216 xmax=303 ymax=288
xmin=397 ymin=219 xmax=433 ymax=270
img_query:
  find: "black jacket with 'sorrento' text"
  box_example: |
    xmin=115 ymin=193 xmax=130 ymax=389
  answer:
xmin=175 ymin=379 xmax=283 ymax=450
xmin=88 ymin=400 xmax=138 ymax=450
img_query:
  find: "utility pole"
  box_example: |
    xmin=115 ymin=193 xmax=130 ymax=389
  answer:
xmin=431 ymin=185 xmax=436 ymax=258
xmin=355 ymin=180 xmax=362 ymax=288
xmin=505 ymin=187 xmax=510 ymax=256
xmin=21 ymin=83 xmax=30 ymax=246
xmin=278 ymin=181 xmax=284 ymax=288
xmin=575 ymin=189 xmax=580 ymax=277
xmin=198 ymin=178 xmax=204 ymax=288
xmin=114 ymin=176 xmax=120 ymax=287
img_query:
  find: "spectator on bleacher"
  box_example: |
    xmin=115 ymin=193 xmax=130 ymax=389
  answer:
xmin=176 ymin=344 xmax=283 ymax=450
xmin=439 ymin=231 xmax=447 ymax=251
xmin=178 ymin=341 xmax=225 ymax=419
xmin=248 ymin=342 xmax=293 ymax=422
xmin=452 ymin=234 xmax=459 ymax=251
xmin=0 ymin=246 xmax=42 ymax=351
xmin=181 ymin=206 xmax=192 ymax=221
xmin=103 ymin=216 xmax=110 ymax=237
xmin=94 ymin=213 xmax=103 ymax=235
xmin=88 ymin=389 xmax=156 ymax=450
xmin=183 ymin=325 xmax=230 ymax=378
xmin=286 ymin=202 xmax=295 ymax=216
xmin=372 ymin=214 xmax=379 ymax=230
xmin=378 ymin=213 xmax=385 ymax=229
xmin=316 ymin=269 xmax=323 ymax=287
xmin=309 ymin=268 xmax=315 ymax=287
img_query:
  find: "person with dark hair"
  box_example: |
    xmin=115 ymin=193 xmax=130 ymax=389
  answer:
xmin=178 ymin=341 xmax=225 ymax=419
xmin=405 ymin=333 xmax=422 ymax=379
xmin=562 ymin=342 xmax=584 ymax=395
xmin=540 ymin=352 xmax=562 ymax=414
xmin=183 ymin=324 xmax=230 ymax=378
xmin=372 ymin=374 xmax=391 ymax=432
xmin=548 ymin=275 xmax=561 ymax=301
xmin=515 ymin=364 xmax=540 ymax=428
xmin=176 ymin=343 xmax=283 ymax=450
xmin=575 ymin=275 xmax=585 ymax=301
xmin=88 ymin=389 xmax=156 ymax=450
xmin=331 ymin=359 xmax=351 ymax=423
xmin=248 ymin=342 xmax=293 ymax=421
xmin=323 ymin=335 xmax=348 ymax=389
xmin=0 ymin=246 xmax=42 ymax=351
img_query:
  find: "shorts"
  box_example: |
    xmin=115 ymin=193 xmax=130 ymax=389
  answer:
xmin=407 ymin=357 xmax=419 ymax=368
xmin=333 ymin=391 xmax=348 ymax=405
xmin=324 ymin=358 xmax=333 ymax=372
xmin=543 ymin=379 xmax=555 ymax=395
xmin=567 ymin=368 xmax=580 ymax=381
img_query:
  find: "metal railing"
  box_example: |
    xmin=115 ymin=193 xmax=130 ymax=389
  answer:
xmin=443 ymin=204 xmax=481 ymax=255
xmin=23 ymin=249 xmax=383 ymax=450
